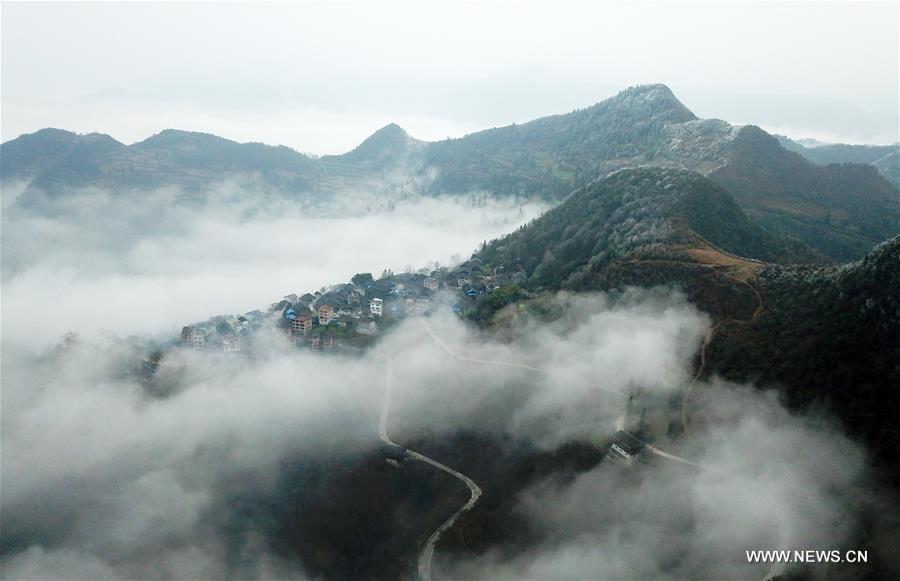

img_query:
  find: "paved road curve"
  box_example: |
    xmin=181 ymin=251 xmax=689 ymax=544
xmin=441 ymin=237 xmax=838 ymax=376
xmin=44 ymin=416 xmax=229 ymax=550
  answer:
xmin=410 ymin=450 xmax=482 ymax=581
xmin=379 ymin=358 xmax=482 ymax=581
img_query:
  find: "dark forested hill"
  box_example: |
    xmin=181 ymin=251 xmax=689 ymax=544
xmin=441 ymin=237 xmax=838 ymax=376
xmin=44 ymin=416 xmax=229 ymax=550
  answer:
xmin=711 ymin=127 xmax=900 ymax=262
xmin=4 ymin=85 xmax=897 ymax=260
xmin=705 ymin=237 xmax=900 ymax=481
xmin=477 ymin=167 xmax=821 ymax=289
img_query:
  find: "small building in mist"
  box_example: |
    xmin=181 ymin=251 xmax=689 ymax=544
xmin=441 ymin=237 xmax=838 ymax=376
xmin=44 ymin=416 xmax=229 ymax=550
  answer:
xmin=381 ymin=443 xmax=408 ymax=463
xmin=607 ymin=430 xmax=646 ymax=465
xmin=222 ymin=337 xmax=241 ymax=353
xmin=181 ymin=326 xmax=207 ymax=350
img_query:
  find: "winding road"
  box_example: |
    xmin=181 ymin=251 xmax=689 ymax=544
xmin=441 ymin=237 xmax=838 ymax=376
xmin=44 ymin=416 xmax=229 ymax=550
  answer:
xmin=379 ymin=358 xmax=482 ymax=581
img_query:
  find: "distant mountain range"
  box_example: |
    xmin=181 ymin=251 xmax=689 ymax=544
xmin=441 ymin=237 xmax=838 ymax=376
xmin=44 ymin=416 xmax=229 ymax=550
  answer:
xmin=3 ymin=84 xmax=898 ymax=261
xmin=776 ymin=134 xmax=900 ymax=188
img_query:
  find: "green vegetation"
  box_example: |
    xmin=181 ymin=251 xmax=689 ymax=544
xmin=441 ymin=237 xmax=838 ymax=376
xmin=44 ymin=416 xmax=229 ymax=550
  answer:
xmin=706 ymin=237 xmax=900 ymax=482
xmin=710 ymin=126 xmax=900 ymax=261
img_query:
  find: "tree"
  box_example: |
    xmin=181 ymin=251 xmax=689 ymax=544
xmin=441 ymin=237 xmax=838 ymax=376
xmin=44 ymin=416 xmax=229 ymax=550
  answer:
xmin=351 ymin=272 xmax=374 ymax=286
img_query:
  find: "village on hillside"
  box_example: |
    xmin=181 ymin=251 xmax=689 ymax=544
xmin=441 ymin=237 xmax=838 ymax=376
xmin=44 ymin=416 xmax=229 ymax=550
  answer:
xmin=179 ymin=258 xmax=527 ymax=354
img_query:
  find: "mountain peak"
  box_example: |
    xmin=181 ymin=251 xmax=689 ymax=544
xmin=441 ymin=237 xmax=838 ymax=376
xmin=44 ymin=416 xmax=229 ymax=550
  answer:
xmin=359 ymin=123 xmax=412 ymax=148
xmin=374 ymin=122 xmax=407 ymax=138
xmin=340 ymin=123 xmax=417 ymax=164
xmin=601 ymin=83 xmax=698 ymax=124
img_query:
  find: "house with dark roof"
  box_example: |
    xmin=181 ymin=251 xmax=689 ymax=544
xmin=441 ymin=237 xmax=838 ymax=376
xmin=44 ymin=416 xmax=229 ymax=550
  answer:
xmin=607 ymin=430 xmax=646 ymax=465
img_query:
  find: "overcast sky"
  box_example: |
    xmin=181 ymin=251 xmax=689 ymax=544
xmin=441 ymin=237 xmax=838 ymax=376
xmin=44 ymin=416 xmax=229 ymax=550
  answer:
xmin=2 ymin=1 xmax=897 ymax=153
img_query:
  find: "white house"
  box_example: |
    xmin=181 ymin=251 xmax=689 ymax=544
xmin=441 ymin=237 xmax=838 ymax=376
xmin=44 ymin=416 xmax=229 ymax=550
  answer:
xmin=370 ymin=297 xmax=383 ymax=317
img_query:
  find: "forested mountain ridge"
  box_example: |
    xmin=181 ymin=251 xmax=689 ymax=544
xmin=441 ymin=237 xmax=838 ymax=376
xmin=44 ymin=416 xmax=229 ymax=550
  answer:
xmin=3 ymin=84 xmax=898 ymax=260
xmin=0 ymin=127 xmax=320 ymax=196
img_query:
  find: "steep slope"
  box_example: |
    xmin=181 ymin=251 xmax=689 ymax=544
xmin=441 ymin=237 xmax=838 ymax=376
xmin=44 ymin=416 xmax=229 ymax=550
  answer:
xmin=710 ymin=127 xmax=900 ymax=262
xmin=705 ymin=236 xmax=900 ymax=481
xmin=478 ymin=167 xmax=819 ymax=288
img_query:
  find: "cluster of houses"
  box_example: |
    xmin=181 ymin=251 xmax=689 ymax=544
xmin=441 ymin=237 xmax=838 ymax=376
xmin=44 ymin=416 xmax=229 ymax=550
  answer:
xmin=179 ymin=258 xmax=526 ymax=354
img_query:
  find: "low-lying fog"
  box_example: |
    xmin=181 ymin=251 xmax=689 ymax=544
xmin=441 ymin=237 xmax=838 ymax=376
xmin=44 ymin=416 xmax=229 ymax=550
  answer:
xmin=1 ymin=187 xmax=544 ymax=350
xmin=2 ymin=187 xmax=897 ymax=580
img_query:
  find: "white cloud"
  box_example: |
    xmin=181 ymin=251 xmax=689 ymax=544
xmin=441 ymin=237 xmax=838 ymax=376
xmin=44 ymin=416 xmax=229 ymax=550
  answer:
xmin=2 ymin=190 xmax=545 ymax=350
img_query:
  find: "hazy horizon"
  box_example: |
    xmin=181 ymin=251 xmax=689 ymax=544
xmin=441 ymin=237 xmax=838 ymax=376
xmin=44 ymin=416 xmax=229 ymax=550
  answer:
xmin=2 ymin=2 xmax=898 ymax=153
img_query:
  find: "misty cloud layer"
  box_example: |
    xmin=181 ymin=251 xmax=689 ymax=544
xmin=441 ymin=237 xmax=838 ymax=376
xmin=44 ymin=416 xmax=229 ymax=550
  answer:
xmin=1 ymin=188 xmax=544 ymax=350
xmin=3 ymin=287 xmax=895 ymax=579
xmin=2 ymin=173 xmax=896 ymax=579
